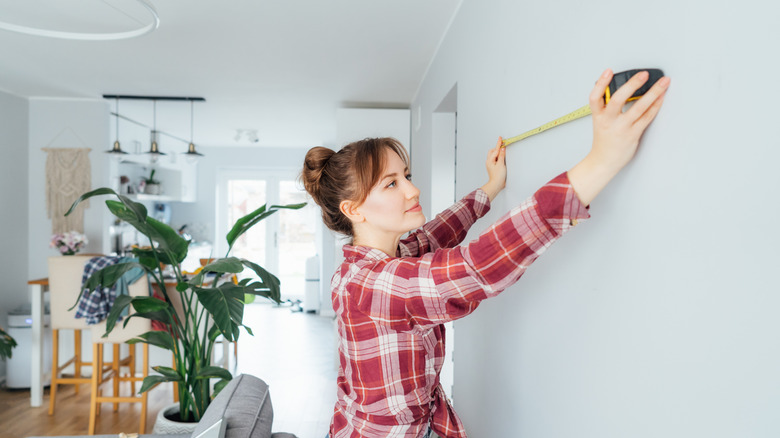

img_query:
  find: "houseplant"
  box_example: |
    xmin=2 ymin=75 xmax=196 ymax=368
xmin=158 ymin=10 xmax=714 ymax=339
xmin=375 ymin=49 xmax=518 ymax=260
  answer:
xmin=65 ymin=187 xmax=305 ymax=423
xmin=0 ymin=326 xmax=17 ymax=360
xmin=143 ymin=169 xmax=162 ymax=195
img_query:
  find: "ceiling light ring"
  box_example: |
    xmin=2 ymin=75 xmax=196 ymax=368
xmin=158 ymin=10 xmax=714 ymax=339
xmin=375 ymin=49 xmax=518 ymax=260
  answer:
xmin=0 ymin=0 xmax=160 ymax=41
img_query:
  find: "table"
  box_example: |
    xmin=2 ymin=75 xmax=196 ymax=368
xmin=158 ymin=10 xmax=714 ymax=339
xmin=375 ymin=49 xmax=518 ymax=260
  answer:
xmin=27 ymin=277 xmax=49 ymax=407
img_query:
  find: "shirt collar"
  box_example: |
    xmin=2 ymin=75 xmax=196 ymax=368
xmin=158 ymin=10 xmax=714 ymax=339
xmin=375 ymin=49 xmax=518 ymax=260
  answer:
xmin=342 ymin=244 xmax=394 ymax=262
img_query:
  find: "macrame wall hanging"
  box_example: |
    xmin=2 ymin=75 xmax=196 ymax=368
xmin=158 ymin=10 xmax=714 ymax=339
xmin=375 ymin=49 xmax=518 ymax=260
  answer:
xmin=43 ymin=147 xmax=92 ymax=234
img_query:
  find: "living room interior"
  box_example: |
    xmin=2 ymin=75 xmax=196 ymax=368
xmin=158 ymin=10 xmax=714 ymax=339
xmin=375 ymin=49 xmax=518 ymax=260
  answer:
xmin=2 ymin=0 xmax=779 ymax=437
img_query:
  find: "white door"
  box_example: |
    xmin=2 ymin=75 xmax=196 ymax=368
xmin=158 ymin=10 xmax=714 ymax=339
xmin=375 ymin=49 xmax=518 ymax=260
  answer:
xmin=216 ymin=168 xmax=317 ymax=301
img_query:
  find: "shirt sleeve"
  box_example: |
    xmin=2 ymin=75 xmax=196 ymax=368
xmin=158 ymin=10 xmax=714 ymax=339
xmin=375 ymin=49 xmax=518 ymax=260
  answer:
xmin=397 ymin=188 xmax=491 ymax=257
xmin=345 ymin=172 xmax=591 ymax=332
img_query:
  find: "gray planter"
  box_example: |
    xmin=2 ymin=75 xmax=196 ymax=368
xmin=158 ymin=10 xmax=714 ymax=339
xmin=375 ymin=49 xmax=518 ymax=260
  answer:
xmin=152 ymin=403 xmax=199 ymax=435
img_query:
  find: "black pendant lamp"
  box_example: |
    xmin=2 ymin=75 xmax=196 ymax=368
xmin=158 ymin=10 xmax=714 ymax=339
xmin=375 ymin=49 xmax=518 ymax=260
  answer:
xmin=106 ymin=97 xmax=128 ymax=159
xmin=145 ymin=100 xmax=166 ymax=164
xmin=184 ymin=100 xmax=204 ymax=163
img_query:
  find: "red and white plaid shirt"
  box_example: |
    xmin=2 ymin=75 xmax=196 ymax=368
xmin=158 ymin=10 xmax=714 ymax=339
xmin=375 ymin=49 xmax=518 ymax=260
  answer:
xmin=330 ymin=172 xmax=590 ymax=438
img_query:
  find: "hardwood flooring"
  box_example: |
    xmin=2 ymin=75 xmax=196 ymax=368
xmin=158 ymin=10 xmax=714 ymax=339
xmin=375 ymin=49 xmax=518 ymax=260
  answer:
xmin=0 ymin=381 xmax=173 ymax=437
xmin=0 ymin=302 xmax=336 ymax=438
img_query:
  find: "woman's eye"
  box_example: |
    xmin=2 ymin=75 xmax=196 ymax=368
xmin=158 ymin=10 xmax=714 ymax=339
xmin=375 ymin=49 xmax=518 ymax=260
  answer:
xmin=405 ymin=174 xmax=412 ymax=181
xmin=386 ymin=181 xmax=396 ymax=188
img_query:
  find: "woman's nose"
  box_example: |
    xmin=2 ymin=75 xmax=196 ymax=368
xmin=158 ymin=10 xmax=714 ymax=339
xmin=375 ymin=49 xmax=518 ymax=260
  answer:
xmin=405 ymin=180 xmax=420 ymax=199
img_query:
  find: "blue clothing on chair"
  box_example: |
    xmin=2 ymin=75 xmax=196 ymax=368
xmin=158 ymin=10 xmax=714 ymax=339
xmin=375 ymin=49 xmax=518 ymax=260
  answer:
xmin=74 ymin=256 xmax=144 ymax=324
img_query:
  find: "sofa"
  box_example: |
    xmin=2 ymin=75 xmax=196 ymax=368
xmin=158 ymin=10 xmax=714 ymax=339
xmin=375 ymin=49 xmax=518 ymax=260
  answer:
xmin=27 ymin=374 xmax=297 ymax=438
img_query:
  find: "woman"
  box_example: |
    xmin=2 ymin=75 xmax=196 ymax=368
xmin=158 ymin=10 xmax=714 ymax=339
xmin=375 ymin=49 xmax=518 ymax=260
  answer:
xmin=302 ymin=69 xmax=670 ymax=438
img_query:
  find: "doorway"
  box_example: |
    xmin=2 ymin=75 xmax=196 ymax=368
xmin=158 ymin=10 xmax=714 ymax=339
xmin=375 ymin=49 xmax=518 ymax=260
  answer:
xmin=216 ymin=168 xmax=318 ymax=301
xmin=432 ymin=83 xmax=458 ymax=399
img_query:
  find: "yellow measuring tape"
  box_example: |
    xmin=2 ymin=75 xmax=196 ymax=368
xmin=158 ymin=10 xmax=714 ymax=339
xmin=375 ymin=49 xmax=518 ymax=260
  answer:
xmin=502 ymin=104 xmax=592 ymax=147
xmin=501 ymin=68 xmax=665 ymax=148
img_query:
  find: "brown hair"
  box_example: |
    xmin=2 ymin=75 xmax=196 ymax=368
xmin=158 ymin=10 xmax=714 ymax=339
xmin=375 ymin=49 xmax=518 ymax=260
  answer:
xmin=300 ymin=137 xmax=409 ymax=236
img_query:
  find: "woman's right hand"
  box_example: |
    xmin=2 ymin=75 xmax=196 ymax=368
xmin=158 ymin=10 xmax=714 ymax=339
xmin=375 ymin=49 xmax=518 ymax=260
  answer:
xmin=481 ymin=137 xmax=507 ymax=202
xmin=568 ymin=69 xmax=670 ymax=206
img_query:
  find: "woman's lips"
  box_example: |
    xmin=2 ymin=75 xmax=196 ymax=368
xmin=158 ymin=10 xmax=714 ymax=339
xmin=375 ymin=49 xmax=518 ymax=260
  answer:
xmin=406 ymin=204 xmax=422 ymax=213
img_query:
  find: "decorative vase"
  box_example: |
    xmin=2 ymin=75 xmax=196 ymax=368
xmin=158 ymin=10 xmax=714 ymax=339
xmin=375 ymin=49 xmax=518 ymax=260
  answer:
xmin=152 ymin=403 xmax=199 ymax=435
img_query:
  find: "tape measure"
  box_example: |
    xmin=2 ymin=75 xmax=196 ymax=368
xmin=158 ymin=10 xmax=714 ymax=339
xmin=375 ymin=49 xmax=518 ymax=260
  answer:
xmin=502 ymin=69 xmax=664 ymax=147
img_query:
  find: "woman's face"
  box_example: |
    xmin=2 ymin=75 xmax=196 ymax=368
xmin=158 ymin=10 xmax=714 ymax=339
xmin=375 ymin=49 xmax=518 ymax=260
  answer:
xmin=356 ymin=148 xmax=425 ymax=239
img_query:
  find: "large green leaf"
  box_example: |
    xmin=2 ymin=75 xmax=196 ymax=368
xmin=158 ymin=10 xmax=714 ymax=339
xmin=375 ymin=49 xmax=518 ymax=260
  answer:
xmin=68 ymin=188 xmax=188 ymax=265
xmin=240 ymin=259 xmax=282 ymax=304
xmin=65 ymin=188 xmax=147 ymax=224
xmin=196 ymin=366 xmax=232 ymax=381
xmin=152 ymin=366 xmax=182 ymax=381
xmin=104 ymin=200 xmax=188 ymax=264
xmin=193 ymin=283 xmax=244 ymax=342
xmin=77 ymin=262 xmax=145 ymax=307
xmin=127 ymin=330 xmax=176 ymax=351
xmin=213 ymin=378 xmax=230 ymax=397
xmin=123 ymin=310 xmax=172 ymax=327
xmin=139 ymin=375 xmax=175 ymax=393
xmin=103 ymin=294 xmax=134 ymax=335
xmin=130 ymin=296 xmax=171 ymax=313
xmin=0 ymin=327 xmax=17 ymax=360
xmin=188 ymin=257 xmax=244 ymax=286
xmin=132 ymin=246 xmax=182 ymax=267
xmin=226 ymin=202 xmax=307 ymax=253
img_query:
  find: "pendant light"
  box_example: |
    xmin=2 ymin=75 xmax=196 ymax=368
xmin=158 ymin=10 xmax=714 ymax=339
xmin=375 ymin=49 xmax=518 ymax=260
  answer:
xmin=106 ymin=97 xmax=128 ymax=160
xmin=145 ymin=100 xmax=166 ymax=164
xmin=183 ymin=100 xmax=204 ymax=163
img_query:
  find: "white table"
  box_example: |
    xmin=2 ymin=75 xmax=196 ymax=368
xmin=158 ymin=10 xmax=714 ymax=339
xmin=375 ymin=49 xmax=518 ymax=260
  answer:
xmin=27 ymin=277 xmax=49 ymax=407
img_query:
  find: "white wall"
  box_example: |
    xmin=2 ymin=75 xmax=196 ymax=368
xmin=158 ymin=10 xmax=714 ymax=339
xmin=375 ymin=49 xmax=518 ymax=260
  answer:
xmin=27 ymin=98 xmax=110 ymax=280
xmin=411 ymin=0 xmax=780 ymax=436
xmin=0 ymin=89 xmax=29 ymax=378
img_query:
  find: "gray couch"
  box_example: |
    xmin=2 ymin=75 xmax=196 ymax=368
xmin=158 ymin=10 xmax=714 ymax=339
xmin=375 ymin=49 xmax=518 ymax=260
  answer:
xmin=27 ymin=374 xmax=297 ymax=438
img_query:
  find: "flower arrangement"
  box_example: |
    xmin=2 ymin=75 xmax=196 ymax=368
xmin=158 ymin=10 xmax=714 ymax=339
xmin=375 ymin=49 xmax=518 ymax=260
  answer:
xmin=50 ymin=231 xmax=88 ymax=255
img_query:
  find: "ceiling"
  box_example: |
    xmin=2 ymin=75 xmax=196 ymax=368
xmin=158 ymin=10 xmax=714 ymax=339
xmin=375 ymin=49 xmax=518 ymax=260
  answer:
xmin=0 ymin=0 xmax=461 ymax=149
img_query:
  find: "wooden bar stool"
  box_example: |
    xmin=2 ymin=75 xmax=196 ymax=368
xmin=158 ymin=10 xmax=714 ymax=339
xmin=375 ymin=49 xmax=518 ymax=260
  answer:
xmin=88 ymin=273 xmax=151 ymax=435
xmin=47 ymin=255 xmax=106 ymax=415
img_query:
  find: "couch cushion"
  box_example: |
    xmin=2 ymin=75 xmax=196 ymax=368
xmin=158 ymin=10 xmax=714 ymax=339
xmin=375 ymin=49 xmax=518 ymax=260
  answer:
xmin=190 ymin=374 xmax=274 ymax=438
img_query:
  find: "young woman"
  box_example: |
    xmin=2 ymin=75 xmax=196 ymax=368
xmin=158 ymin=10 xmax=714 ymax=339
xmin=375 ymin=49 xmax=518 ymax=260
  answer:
xmin=302 ymin=69 xmax=670 ymax=438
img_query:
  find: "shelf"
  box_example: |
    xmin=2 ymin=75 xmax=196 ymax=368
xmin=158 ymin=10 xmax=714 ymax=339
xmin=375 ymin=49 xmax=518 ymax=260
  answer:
xmin=126 ymin=193 xmax=177 ymax=202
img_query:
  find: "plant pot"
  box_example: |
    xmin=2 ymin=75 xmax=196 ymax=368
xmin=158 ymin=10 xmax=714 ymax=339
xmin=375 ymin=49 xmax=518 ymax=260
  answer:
xmin=152 ymin=403 xmax=199 ymax=435
xmin=145 ymin=183 xmax=162 ymax=195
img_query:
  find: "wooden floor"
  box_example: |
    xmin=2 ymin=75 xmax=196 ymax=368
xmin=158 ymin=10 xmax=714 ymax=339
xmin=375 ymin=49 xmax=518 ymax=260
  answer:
xmin=0 ymin=302 xmax=336 ymax=438
xmin=0 ymin=381 xmax=173 ymax=437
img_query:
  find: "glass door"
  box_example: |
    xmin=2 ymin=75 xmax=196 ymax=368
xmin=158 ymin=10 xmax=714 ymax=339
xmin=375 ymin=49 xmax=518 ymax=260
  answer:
xmin=216 ymin=169 xmax=317 ymax=301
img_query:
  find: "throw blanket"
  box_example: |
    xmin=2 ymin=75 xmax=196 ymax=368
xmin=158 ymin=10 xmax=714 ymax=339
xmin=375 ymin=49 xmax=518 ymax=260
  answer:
xmin=74 ymin=256 xmax=144 ymax=324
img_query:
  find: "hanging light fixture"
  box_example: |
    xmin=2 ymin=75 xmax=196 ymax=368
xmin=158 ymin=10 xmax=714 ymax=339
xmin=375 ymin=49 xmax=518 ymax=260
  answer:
xmin=106 ymin=97 xmax=128 ymax=160
xmin=145 ymin=100 xmax=166 ymax=164
xmin=184 ymin=100 xmax=204 ymax=163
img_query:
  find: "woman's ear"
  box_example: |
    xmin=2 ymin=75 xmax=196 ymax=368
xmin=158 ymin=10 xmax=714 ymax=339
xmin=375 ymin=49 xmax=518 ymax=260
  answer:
xmin=340 ymin=200 xmax=364 ymax=223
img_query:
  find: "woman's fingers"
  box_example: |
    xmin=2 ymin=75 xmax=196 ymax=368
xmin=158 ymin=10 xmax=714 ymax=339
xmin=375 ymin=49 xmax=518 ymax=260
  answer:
xmin=625 ymin=76 xmax=671 ymax=125
xmin=604 ymin=70 xmax=650 ymax=117
xmin=589 ymin=69 xmax=613 ymax=115
xmin=631 ymin=86 xmax=668 ymax=132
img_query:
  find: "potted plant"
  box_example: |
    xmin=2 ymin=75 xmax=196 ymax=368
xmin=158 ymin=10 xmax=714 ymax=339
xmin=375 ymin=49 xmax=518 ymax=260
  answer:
xmin=65 ymin=187 xmax=305 ymax=425
xmin=0 ymin=326 xmax=17 ymax=360
xmin=144 ymin=169 xmax=162 ymax=195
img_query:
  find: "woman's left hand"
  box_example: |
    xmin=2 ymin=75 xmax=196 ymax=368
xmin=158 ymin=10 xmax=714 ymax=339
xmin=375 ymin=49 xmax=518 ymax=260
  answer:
xmin=481 ymin=137 xmax=507 ymax=202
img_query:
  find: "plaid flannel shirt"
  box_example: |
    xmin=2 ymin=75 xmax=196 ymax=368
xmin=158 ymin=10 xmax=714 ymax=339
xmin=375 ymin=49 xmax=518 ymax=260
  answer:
xmin=330 ymin=172 xmax=590 ymax=438
xmin=75 ymin=256 xmax=143 ymax=324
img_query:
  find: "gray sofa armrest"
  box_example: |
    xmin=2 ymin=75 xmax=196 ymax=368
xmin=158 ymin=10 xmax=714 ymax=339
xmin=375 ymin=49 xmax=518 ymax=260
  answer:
xmin=191 ymin=374 xmax=297 ymax=438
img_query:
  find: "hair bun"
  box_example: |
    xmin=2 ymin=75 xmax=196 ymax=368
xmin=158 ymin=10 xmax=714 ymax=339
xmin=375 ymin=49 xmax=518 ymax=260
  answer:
xmin=302 ymin=146 xmax=335 ymax=199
